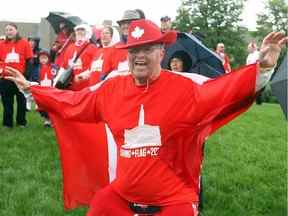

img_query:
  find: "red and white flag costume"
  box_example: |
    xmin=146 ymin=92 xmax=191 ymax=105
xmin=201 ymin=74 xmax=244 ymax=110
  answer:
xmin=30 ymin=64 xmax=257 ymax=209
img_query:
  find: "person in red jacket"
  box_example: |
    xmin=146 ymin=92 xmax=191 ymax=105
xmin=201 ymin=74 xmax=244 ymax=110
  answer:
xmin=5 ymin=20 xmax=287 ymax=216
xmin=51 ymin=22 xmax=74 ymax=67
xmin=87 ymin=26 xmax=120 ymax=85
xmin=38 ymin=50 xmax=55 ymax=87
xmin=38 ymin=50 xmax=56 ymax=127
xmin=54 ymin=24 xmax=98 ymax=91
xmin=0 ymin=23 xmax=33 ymax=128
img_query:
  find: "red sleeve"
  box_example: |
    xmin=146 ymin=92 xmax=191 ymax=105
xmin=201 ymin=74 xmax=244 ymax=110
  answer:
xmin=224 ymin=55 xmax=231 ymax=73
xmin=101 ymin=47 xmax=115 ymax=75
xmin=31 ymin=85 xmax=104 ymax=123
xmin=192 ymin=63 xmax=257 ymax=135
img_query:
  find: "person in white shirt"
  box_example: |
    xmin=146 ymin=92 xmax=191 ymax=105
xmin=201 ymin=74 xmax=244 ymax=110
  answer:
xmin=246 ymin=41 xmax=265 ymax=105
xmin=246 ymin=42 xmax=260 ymax=65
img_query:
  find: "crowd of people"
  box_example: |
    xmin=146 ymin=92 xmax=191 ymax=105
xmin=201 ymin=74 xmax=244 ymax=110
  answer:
xmin=0 ymin=8 xmax=287 ymax=216
xmin=0 ymin=9 xmax=261 ymax=128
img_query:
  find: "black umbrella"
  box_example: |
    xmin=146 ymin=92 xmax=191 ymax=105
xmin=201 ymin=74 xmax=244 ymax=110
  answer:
xmin=46 ymin=11 xmax=85 ymax=34
xmin=270 ymin=54 xmax=287 ymax=119
xmin=162 ymin=32 xmax=225 ymax=78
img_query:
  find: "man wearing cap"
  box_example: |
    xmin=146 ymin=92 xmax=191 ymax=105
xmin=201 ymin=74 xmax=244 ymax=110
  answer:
xmin=102 ymin=10 xmax=142 ymax=79
xmin=117 ymin=10 xmax=142 ymax=44
xmin=160 ymin=15 xmax=172 ymax=33
xmin=5 ymin=19 xmax=287 ymax=215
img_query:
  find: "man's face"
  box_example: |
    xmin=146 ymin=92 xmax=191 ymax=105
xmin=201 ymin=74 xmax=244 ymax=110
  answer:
xmin=119 ymin=21 xmax=130 ymax=36
xmin=160 ymin=20 xmax=172 ymax=33
xmin=75 ymin=28 xmax=86 ymax=41
xmin=101 ymin=28 xmax=112 ymax=46
xmin=39 ymin=55 xmax=49 ymax=65
xmin=128 ymin=44 xmax=164 ymax=84
xmin=59 ymin=22 xmax=66 ymax=30
xmin=216 ymin=44 xmax=225 ymax=53
xmin=247 ymin=44 xmax=256 ymax=53
xmin=5 ymin=25 xmax=17 ymax=39
xmin=170 ymin=57 xmax=184 ymax=72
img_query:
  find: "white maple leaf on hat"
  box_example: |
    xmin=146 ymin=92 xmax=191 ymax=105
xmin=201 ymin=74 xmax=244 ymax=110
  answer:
xmin=131 ymin=26 xmax=144 ymax=39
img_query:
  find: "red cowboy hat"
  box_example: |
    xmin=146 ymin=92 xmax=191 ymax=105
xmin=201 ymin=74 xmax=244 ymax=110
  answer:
xmin=116 ymin=19 xmax=177 ymax=49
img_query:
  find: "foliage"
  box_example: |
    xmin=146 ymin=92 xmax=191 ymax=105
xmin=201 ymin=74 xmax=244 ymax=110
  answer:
xmin=259 ymin=84 xmax=279 ymax=104
xmin=254 ymin=0 xmax=288 ymax=38
xmin=251 ymin=0 xmax=288 ymax=68
xmin=174 ymin=0 xmax=248 ymax=67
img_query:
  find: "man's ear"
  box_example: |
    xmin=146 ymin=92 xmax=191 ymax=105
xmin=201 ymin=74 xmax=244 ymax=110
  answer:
xmin=159 ymin=47 xmax=165 ymax=60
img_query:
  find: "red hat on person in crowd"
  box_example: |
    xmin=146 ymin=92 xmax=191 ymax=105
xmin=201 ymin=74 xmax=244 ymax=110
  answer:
xmin=38 ymin=50 xmax=51 ymax=63
xmin=38 ymin=49 xmax=50 ymax=58
xmin=116 ymin=19 xmax=177 ymax=49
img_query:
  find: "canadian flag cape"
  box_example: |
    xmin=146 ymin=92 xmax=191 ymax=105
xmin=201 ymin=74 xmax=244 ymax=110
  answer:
xmin=49 ymin=118 xmax=111 ymax=209
xmin=31 ymin=64 xmax=258 ymax=210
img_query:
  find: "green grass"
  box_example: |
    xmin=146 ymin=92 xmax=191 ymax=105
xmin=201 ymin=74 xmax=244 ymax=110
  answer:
xmin=0 ymin=103 xmax=287 ymax=216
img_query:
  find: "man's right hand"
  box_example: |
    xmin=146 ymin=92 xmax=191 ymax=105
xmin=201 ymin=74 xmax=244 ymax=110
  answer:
xmin=4 ymin=66 xmax=31 ymax=91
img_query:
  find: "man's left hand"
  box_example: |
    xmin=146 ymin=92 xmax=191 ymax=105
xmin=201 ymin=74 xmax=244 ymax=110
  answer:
xmin=259 ymin=32 xmax=288 ymax=70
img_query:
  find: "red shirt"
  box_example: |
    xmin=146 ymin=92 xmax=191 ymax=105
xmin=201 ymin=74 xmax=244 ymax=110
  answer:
xmin=0 ymin=38 xmax=33 ymax=74
xmin=216 ymin=51 xmax=231 ymax=73
xmin=223 ymin=54 xmax=231 ymax=73
xmin=31 ymin=65 xmax=257 ymax=206
xmin=89 ymin=46 xmax=116 ymax=86
xmin=61 ymin=42 xmax=98 ymax=91
xmin=39 ymin=64 xmax=54 ymax=86
xmin=104 ymin=41 xmax=129 ymax=73
xmin=54 ymin=38 xmax=74 ymax=68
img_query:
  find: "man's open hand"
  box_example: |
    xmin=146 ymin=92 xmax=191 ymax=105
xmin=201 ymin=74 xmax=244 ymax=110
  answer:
xmin=259 ymin=32 xmax=288 ymax=70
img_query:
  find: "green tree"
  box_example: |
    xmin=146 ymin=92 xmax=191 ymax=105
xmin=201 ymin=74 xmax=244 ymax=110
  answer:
xmin=254 ymin=0 xmax=288 ymax=38
xmin=174 ymin=0 xmax=247 ymax=67
xmin=173 ymin=3 xmax=193 ymax=32
xmin=252 ymin=0 xmax=287 ymax=69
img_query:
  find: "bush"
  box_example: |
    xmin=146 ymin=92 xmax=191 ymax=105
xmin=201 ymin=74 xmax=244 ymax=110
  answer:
xmin=259 ymin=84 xmax=279 ymax=104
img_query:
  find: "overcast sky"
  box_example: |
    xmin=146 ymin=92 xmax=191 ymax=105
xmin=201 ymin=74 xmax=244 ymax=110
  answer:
xmin=0 ymin=0 xmax=265 ymax=30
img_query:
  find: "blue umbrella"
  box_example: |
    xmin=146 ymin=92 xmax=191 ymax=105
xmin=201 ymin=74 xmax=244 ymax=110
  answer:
xmin=162 ymin=32 xmax=225 ymax=78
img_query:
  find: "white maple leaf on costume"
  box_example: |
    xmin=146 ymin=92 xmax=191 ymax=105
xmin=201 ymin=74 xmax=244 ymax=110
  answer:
xmin=131 ymin=26 xmax=144 ymax=39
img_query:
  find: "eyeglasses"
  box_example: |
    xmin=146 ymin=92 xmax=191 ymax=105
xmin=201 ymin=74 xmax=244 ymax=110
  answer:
xmin=128 ymin=44 xmax=163 ymax=54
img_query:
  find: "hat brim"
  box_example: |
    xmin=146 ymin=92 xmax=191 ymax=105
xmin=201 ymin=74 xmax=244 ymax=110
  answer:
xmin=116 ymin=31 xmax=177 ymax=49
xmin=117 ymin=19 xmax=138 ymax=25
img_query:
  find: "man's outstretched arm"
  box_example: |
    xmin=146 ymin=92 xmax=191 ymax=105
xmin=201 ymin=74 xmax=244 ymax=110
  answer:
xmin=4 ymin=66 xmax=103 ymax=123
xmin=189 ymin=31 xmax=287 ymax=134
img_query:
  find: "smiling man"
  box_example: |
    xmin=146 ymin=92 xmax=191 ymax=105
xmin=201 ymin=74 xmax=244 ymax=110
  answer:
xmin=5 ymin=19 xmax=287 ymax=216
